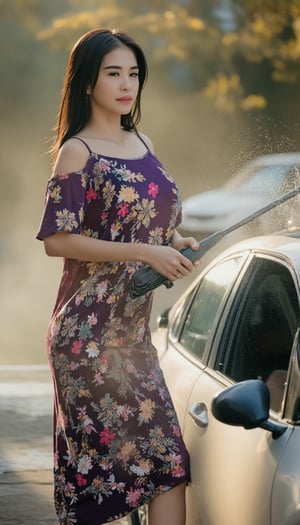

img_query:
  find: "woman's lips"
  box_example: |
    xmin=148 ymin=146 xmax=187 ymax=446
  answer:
xmin=116 ymin=97 xmax=133 ymax=103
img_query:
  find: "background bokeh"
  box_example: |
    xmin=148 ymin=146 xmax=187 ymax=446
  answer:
xmin=2 ymin=0 xmax=300 ymax=364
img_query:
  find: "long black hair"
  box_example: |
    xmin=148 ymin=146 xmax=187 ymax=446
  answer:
xmin=52 ymin=28 xmax=148 ymax=161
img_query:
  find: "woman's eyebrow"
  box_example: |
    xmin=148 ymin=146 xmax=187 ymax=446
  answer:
xmin=103 ymin=65 xmax=139 ymax=70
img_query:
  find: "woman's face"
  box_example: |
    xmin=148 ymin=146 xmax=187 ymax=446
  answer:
xmin=88 ymin=45 xmax=140 ymax=118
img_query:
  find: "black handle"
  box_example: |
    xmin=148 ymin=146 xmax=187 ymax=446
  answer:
xmin=130 ymin=230 xmax=223 ymax=298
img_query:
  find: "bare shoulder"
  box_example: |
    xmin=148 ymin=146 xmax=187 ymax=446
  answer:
xmin=52 ymin=138 xmax=90 ymax=175
xmin=139 ymin=132 xmax=155 ymax=153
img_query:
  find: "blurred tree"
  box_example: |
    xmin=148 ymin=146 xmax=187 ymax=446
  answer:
xmin=32 ymin=0 xmax=300 ymax=116
xmin=210 ymin=0 xmax=300 ymax=113
xmin=0 ymin=0 xmax=68 ymax=114
xmin=2 ymin=0 xmax=300 ymax=117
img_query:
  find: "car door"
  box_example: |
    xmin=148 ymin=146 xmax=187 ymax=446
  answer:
xmin=160 ymin=255 xmax=245 ymax=428
xmin=183 ymin=253 xmax=300 ymax=525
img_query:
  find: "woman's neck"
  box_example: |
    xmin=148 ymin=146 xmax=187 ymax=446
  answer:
xmin=84 ymin=112 xmax=125 ymax=143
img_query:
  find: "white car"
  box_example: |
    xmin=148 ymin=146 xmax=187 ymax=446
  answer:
xmin=180 ymin=153 xmax=300 ymax=237
xmin=152 ymin=230 xmax=300 ymax=525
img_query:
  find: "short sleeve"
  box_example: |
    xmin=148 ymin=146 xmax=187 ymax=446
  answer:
xmin=36 ymin=172 xmax=86 ymax=240
xmin=175 ymin=207 xmax=182 ymax=229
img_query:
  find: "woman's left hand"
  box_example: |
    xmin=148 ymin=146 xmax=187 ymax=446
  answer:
xmin=171 ymin=230 xmax=202 ymax=270
xmin=171 ymin=229 xmax=198 ymax=251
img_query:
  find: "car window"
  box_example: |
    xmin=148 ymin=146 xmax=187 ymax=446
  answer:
xmin=221 ymin=257 xmax=299 ymax=412
xmin=169 ymin=290 xmax=194 ymax=342
xmin=179 ymin=257 xmax=242 ymax=360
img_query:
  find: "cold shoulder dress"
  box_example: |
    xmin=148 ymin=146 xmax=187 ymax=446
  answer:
xmin=36 ymin=137 xmax=190 ymax=525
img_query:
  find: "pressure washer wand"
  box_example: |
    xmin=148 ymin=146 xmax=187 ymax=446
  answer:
xmin=130 ymin=185 xmax=300 ymax=298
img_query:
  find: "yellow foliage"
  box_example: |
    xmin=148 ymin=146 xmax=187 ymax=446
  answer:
xmin=204 ymin=73 xmax=243 ymax=113
xmin=164 ymin=10 xmax=176 ymax=29
xmin=252 ymin=16 xmax=268 ymax=36
xmin=187 ymin=17 xmax=205 ymax=31
xmin=165 ymin=10 xmax=175 ymax=21
xmin=222 ymin=33 xmax=239 ymax=47
xmin=205 ymin=73 xmax=241 ymax=96
xmin=37 ymin=6 xmax=127 ymax=46
xmin=272 ymin=70 xmax=298 ymax=83
xmin=240 ymin=95 xmax=267 ymax=111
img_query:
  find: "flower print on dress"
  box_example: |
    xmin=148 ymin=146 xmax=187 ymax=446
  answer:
xmin=59 ymin=312 xmax=79 ymax=344
xmin=56 ymin=209 xmax=79 ymax=232
xmin=76 ymin=405 xmax=96 ymax=436
xmin=116 ymin=403 xmax=134 ymax=422
xmin=86 ymin=188 xmax=98 ymax=202
xmin=97 ymin=158 xmax=111 ymax=174
xmin=49 ymin=184 xmax=63 ymax=204
xmin=117 ymin=202 xmax=129 ymax=218
xmin=118 ymin=185 xmax=138 ymax=203
xmin=95 ymin=280 xmax=110 ymax=302
xmin=117 ymin=441 xmax=138 ymax=465
xmin=138 ymin=399 xmax=156 ymax=425
xmin=130 ymin=458 xmax=153 ymax=477
xmin=77 ymin=454 xmax=93 ymax=475
xmin=126 ymin=487 xmax=145 ymax=508
xmin=87 ymin=312 xmax=98 ymax=327
xmin=82 ymin=474 xmax=125 ymax=506
xmin=99 ymin=427 xmax=116 ymax=446
xmin=112 ymin=163 xmax=145 ymax=183
xmin=102 ymin=180 xmax=115 ymax=209
xmin=78 ymin=319 xmax=94 ymax=341
xmin=85 ymin=341 xmax=100 ymax=358
xmin=110 ymin=220 xmax=122 ymax=240
xmin=71 ymin=340 xmax=83 ymax=355
xmin=64 ymin=480 xmax=78 ymax=504
xmin=128 ymin=199 xmax=157 ymax=229
xmin=148 ymin=182 xmax=159 ymax=198
xmin=148 ymin=227 xmax=163 ymax=245
xmin=75 ymin=474 xmax=87 ymax=487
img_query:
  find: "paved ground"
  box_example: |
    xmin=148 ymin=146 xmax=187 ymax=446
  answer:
xmin=0 ymin=365 xmax=128 ymax=525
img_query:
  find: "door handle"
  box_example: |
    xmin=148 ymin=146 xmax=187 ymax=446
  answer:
xmin=188 ymin=402 xmax=208 ymax=427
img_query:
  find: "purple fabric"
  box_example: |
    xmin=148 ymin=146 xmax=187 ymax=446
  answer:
xmin=37 ymin=147 xmax=189 ymax=525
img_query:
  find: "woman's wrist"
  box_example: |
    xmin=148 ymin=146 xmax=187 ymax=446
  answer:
xmin=132 ymin=243 xmax=152 ymax=264
xmin=171 ymin=229 xmax=183 ymax=250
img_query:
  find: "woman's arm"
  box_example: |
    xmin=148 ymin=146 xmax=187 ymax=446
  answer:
xmin=44 ymin=232 xmax=196 ymax=281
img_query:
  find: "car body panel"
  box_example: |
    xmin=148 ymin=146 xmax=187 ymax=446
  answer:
xmin=182 ymin=369 xmax=294 ymax=525
xmin=271 ymin=427 xmax=300 ymax=525
xmin=159 ymin=343 xmax=205 ymax=428
xmin=155 ymin=231 xmax=300 ymax=525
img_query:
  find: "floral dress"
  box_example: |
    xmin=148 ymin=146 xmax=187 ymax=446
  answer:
xmin=36 ymin=137 xmax=190 ymax=525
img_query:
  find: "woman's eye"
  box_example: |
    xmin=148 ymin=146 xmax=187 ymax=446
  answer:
xmin=130 ymin=72 xmax=139 ymax=77
xmin=109 ymin=72 xmax=119 ymax=77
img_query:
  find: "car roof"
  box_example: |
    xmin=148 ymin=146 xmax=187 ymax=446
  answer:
xmin=213 ymin=230 xmax=300 ymax=277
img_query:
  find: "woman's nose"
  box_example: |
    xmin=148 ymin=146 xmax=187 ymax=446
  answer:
xmin=120 ymin=75 xmax=130 ymax=90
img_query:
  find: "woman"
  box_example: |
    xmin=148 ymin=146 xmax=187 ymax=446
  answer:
xmin=37 ymin=28 xmax=199 ymax=525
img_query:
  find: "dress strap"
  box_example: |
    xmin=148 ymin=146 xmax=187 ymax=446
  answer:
xmin=136 ymin=131 xmax=151 ymax=153
xmin=72 ymin=136 xmax=92 ymax=153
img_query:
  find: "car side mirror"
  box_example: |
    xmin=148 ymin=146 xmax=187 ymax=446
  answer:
xmin=212 ymin=379 xmax=287 ymax=439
